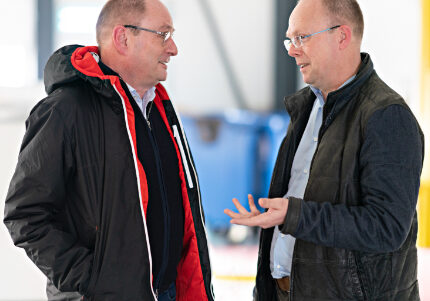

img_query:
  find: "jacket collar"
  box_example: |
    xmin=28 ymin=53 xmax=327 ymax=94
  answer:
xmin=284 ymin=53 xmax=375 ymax=123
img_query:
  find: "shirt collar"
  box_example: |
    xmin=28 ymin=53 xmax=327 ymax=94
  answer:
xmin=310 ymin=74 xmax=356 ymax=104
xmin=97 ymin=59 xmax=157 ymax=105
xmin=126 ymin=83 xmax=156 ymax=105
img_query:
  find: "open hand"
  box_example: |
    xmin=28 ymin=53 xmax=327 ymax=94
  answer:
xmin=224 ymin=194 xmax=289 ymax=229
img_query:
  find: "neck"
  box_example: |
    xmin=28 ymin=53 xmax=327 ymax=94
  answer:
xmin=100 ymin=51 xmax=151 ymax=98
xmin=133 ymin=86 xmax=150 ymax=99
xmin=320 ymin=52 xmax=361 ymax=101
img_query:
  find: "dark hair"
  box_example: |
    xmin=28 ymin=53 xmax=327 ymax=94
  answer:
xmin=321 ymin=0 xmax=364 ymax=40
xmin=96 ymin=0 xmax=146 ymax=47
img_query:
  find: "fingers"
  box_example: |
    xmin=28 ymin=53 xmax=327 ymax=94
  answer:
xmin=230 ymin=209 xmax=285 ymax=229
xmin=232 ymin=198 xmax=249 ymax=215
xmin=224 ymin=195 xmax=264 ymax=224
xmin=248 ymin=194 xmax=259 ymax=214
xmin=230 ymin=214 xmax=261 ymax=227
xmin=224 ymin=208 xmax=243 ymax=219
xmin=230 ymin=211 xmax=271 ymax=228
xmin=223 ymin=197 xmax=252 ymax=219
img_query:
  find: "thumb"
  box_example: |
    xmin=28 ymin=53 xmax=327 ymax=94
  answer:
xmin=259 ymin=198 xmax=286 ymax=209
xmin=258 ymin=198 xmax=270 ymax=209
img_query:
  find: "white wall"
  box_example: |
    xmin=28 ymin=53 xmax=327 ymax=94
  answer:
xmin=0 ymin=1 xmax=47 ymax=300
xmin=359 ymin=0 xmax=421 ymax=115
xmin=163 ymin=0 xmax=275 ymax=113
xmin=0 ymin=1 xmax=37 ymax=88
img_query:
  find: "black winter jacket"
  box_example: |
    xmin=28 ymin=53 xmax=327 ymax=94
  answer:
xmin=255 ymin=53 xmax=423 ymax=300
xmin=3 ymin=45 xmax=214 ymax=301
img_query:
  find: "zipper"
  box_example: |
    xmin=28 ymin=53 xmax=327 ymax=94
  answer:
xmin=145 ymin=114 xmax=171 ymax=292
xmin=113 ymin=84 xmax=157 ymax=299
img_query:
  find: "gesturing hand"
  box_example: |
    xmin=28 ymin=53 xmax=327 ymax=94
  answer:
xmin=224 ymin=194 xmax=289 ymax=229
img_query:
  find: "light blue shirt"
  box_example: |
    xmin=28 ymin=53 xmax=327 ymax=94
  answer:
xmin=126 ymin=83 xmax=156 ymax=119
xmin=270 ymin=76 xmax=355 ymax=278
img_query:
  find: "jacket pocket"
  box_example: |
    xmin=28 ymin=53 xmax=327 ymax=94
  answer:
xmin=358 ymin=252 xmax=393 ymax=298
xmin=83 ymin=225 xmax=102 ymax=298
xmin=348 ymin=251 xmax=365 ymax=300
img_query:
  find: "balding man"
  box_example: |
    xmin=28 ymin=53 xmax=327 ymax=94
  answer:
xmin=4 ymin=0 xmax=214 ymax=300
xmin=225 ymin=0 xmax=423 ymax=300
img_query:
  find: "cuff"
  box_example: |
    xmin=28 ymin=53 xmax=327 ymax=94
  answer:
xmin=280 ymin=196 xmax=302 ymax=235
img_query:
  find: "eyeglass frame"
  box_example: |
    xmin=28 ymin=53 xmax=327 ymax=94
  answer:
xmin=284 ymin=25 xmax=341 ymax=51
xmin=123 ymin=24 xmax=174 ymax=43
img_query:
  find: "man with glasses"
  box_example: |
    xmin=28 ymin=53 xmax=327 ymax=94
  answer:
xmin=3 ymin=0 xmax=214 ymax=300
xmin=225 ymin=0 xmax=423 ymax=300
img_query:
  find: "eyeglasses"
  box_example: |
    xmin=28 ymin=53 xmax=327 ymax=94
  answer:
xmin=284 ymin=25 xmax=341 ymax=51
xmin=123 ymin=24 xmax=174 ymax=43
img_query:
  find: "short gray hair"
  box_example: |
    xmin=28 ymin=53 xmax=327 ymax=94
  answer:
xmin=321 ymin=0 xmax=364 ymax=40
xmin=96 ymin=0 xmax=146 ymax=47
xmin=298 ymin=0 xmax=364 ymax=40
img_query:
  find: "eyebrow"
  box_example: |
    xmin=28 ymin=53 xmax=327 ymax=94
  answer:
xmin=285 ymin=29 xmax=298 ymax=38
xmin=285 ymin=31 xmax=296 ymax=39
xmin=159 ymin=24 xmax=174 ymax=31
xmin=286 ymin=30 xmax=307 ymax=38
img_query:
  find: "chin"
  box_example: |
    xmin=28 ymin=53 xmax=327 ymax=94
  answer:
xmin=157 ymin=71 xmax=167 ymax=82
xmin=302 ymin=76 xmax=311 ymax=85
xmin=301 ymin=73 xmax=315 ymax=86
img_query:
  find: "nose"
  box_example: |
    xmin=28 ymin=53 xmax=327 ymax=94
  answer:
xmin=166 ymin=38 xmax=178 ymax=56
xmin=287 ymin=44 xmax=301 ymax=58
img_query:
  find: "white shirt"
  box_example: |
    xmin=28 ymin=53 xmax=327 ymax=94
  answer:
xmin=126 ymin=84 xmax=156 ymax=119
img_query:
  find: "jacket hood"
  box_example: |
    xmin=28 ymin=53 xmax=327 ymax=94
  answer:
xmin=44 ymin=45 xmax=118 ymax=95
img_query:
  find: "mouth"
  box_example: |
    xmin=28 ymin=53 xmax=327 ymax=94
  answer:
xmin=298 ymin=63 xmax=309 ymax=70
xmin=159 ymin=61 xmax=168 ymax=69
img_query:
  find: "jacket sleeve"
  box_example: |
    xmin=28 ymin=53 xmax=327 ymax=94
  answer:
xmin=280 ymin=104 xmax=423 ymax=253
xmin=3 ymin=101 xmax=93 ymax=294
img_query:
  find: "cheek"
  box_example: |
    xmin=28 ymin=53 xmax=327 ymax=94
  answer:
xmin=312 ymin=50 xmax=330 ymax=69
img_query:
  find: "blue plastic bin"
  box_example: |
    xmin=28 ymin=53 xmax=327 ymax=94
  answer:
xmin=256 ymin=113 xmax=290 ymax=198
xmin=181 ymin=110 xmax=290 ymax=232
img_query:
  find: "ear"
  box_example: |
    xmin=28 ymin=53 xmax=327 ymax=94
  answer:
xmin=112 ymin=25 xmax=129 ymax=55
xmin=338 ymin=25 xmax=352 ymax=50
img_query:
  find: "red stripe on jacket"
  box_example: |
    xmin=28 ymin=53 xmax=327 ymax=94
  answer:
xmin=70 ymin=46 xmax=150 ymax=216
xmin=71 ymin=46 xmax=207 ymax=300
xmin=154 ymin=84 xmax=208 ymax=301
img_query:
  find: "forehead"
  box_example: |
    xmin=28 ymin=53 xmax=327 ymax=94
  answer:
xmin=139 ymin=0 xmax=173 ymax=30
xmin=286 ymin=0 xmax=329 ymax=37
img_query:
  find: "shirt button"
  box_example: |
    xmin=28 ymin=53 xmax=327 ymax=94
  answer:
xmin=304 ymin=169 xmax=308 ymax=174
xmin=313 ymin=137 xmax=318 ymax=142
xmin=277 ymin=265 xmax=281 ymax=269
xmin=280 ymin=234 xmax=285 ymax=238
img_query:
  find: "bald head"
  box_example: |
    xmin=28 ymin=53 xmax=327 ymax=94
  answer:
xmin=288 ymin=0 xmax=363 ymax=98
xmin=96 ymin=0 xmax=147 ymax=49
xmin=298 ymin=0 xmax=364 ymax=42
